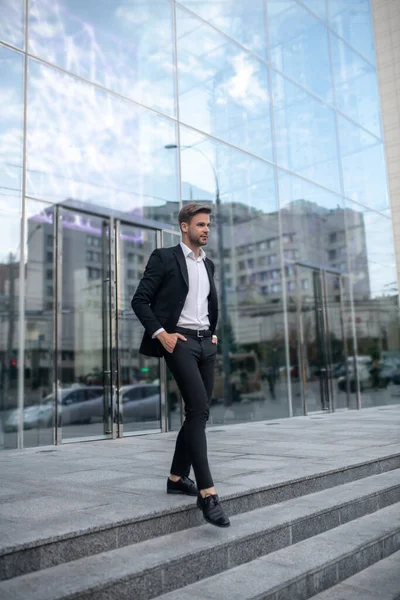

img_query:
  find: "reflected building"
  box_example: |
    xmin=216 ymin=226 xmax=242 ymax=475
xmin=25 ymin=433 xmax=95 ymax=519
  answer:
xmin=0 ymin=0 xmax=399 ymax=448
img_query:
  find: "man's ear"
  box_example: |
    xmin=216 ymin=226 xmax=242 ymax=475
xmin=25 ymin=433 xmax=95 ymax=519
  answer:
xmin=181 ymin=221 xmax=188 ymax=233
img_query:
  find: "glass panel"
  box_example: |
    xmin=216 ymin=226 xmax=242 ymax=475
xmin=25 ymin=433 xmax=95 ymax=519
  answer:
xmin=118 ymin=224 xmax=160 ymax=433
xmin=178 ymin=0 xmax=268 ymax=58
xmin=302 ymin=0 xmax=328 ymax=20
xmin=27 ymin=60 xmax=179 ymax=219
xmin=272 ymin=71 xmax=341 ymax=193
xmin=21 ymin=200 xmax=55 ymax=447
xmin=331 ymin=33 xmax=381 ymax=138
xmin=0 ymin=0 xmax=25 ymax=48
xmin=29 ymin=0 xmax=175 ymax=116
xmin=338 ymin=116 xmax=388 ymax=212
xmin=60 ymin=209 xmax=112 ymax=440
xmin=0 ymin=46 xmax=23 ymax=212
xmin=328 ymin=0 xmax=376 ymax=64
xmin=0 ymin=47 xmax=23 ymax=450
xmin=345 ymin=204 xmax=400 ymax=408
xmin=278 ymin=169 xmax=347 ymax=270
xmin=278 ymin=170 xmax=356 ymax=414
xmin=268 ymin=0 xmax=333 ymax=102
xmin=176 ymin=7 xmax=273 ymax=162
xmin=179 ymin=126 xmax=290 ymax=424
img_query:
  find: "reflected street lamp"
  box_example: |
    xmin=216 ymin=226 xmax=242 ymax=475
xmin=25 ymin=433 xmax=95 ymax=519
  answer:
xmin=165 ymin=144 xmax=232 ymax=405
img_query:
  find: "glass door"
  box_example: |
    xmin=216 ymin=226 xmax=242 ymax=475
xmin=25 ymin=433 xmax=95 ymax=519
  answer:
xmin=56 ymin=208 xmax=114 ymax=441
xmin=52 ymin=209 xmax=180 ymax=442
xmin=115 ymin=222 xmax=160 ymax=435
xmin=295 ymin=265 xmax=350 ymax=414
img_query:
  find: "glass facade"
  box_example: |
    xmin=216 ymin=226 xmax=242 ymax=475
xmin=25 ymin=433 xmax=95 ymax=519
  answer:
xmin=0 ymin=0 xmax=399 ymax=449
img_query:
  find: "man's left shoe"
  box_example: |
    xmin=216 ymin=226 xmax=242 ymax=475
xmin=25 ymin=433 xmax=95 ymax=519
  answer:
xmin=197 ymin=494 xmax=231 ymax=527
xmin=167 ymin=476 xmax=198 ymax=496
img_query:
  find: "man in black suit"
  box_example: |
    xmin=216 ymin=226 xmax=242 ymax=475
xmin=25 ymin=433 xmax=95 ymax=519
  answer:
xmin=131 ymin=203 xmax=230 ymax=528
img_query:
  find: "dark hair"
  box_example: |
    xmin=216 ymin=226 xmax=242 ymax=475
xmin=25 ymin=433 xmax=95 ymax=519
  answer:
xmin=178 ymin=203 xmax=212 ymax=226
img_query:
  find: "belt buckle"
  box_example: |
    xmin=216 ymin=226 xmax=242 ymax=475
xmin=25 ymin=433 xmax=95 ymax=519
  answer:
xmin=197 ymin=329 xmax=204 ymax=338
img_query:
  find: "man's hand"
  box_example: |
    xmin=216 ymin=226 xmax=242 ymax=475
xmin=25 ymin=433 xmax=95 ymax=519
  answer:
xmin=157 ymin=331 xmax=187 ymax=353
xmin=212 ymin=335 xmax=218 ymax=345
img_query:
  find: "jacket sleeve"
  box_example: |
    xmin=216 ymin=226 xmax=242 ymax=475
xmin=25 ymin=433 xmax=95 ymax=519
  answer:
xmin=131 ymin=249 xmax=165 ymax=337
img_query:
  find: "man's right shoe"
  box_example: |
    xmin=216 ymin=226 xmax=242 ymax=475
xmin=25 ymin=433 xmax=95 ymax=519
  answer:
xmin=197 ymin=493 xmax=231 ymax=528
xmin=167 ymin=476 xmax=198 ymax=496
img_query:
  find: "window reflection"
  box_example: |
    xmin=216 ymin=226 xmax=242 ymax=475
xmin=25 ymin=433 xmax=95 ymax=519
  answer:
xmin=29 ymin=0 xmax=176 ymax=115
xmin=279 ymin=169 xmax=400 ymax=413
xmin=179 ymin=127 xmax=290 ymax=423
xmin=178 ymin=0 xmax=268 ymax=58
xmin=273 ymin=72 xmax=341 ymax=193
xmin=331 ymin=33 xmax=381 ymax=138
xmin=27 ymin=60 xmax=179 ymax=222
xmin=268 ymin=0 xmax=333 ymax=102
xmin=338 ymin=116 xmax=388 ymax=212
xmin=176 ymin=7 xmax=273 ymax=161
xmin=345 ymin=204 xmax=400 ymax=408
xmin=329 ymin=0 xmax=376 ymax=64
xmin=0 ymin=0 xmax=25 ymax=49
xmin=0 ymin=46 xmax=23 ymax=214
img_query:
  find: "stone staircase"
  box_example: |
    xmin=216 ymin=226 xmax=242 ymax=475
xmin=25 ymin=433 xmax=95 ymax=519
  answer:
xmin=1 ymin=452 xmax=400 ymax=599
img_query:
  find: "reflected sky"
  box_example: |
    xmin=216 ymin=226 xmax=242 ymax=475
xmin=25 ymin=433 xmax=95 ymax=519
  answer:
xmin=329 ymin=0 xmax=376 ymax=65
xmin=331 ymin=33 xmax=381 ymax=138
xmin=177 ymin=6 xmax=273 ymax=162
xmin=0 ymin=45 xmax=23 ymax=262
xmin=0 ymin=0 xmax=396 ymax=300
xmin=268 ymin=0 xmax=333 ymax=103
xmin=338 ymin=115 xmax=388 ymax=212
xmin=273 ymin=71 xmax=341 ymax=193
xmin=0 ymin=0 xmax=25 ymax=49
xmin=178 ymin=0 xmax=268 ymax=59
xmin=29 ymin=0 xmax=176 ymax=116
xmin=26 ymin=60 xmax=179 ymax=212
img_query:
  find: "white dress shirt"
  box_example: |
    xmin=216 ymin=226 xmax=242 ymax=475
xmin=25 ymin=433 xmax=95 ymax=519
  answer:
xmin=152 ymin=242 xmax=210 ymax=337
xmin=177 ymin=242 xmax=210 ymax=330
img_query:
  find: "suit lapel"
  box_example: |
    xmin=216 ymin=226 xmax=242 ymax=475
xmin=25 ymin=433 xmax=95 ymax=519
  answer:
xmin=174 ymin=244 xmax=189 ymax=288
xmin=204 ymin=258 xmax=216 ymax=298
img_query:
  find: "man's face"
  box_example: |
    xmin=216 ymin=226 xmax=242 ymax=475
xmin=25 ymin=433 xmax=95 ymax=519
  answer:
xmin=182 ymin=212 xmax=211 ymax=247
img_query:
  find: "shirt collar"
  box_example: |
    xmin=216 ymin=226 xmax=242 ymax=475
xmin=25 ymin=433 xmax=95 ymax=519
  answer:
xmin=180 ymin=241 xmax=206 ymax=261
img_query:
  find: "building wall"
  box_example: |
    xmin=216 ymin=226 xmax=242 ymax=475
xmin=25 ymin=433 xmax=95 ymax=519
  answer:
xmin=371 ymin=0 xmax=400 ymax=286
xmin=1 ymin=0 xmax=400 ymax=448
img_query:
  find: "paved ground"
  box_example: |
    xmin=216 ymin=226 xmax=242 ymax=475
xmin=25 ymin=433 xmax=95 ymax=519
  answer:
xmin=1 ymin=405 xmax=399 ymax=554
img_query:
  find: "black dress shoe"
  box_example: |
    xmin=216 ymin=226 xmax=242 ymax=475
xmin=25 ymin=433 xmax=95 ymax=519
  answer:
xmin=197 ymin=494 xmax=231 ymax=528
xmin=167 ymin=476 xmax=198 ymax=496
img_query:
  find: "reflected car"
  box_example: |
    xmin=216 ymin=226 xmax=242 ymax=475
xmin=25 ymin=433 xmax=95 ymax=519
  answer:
xmin=3 ymin=386 xmax=104 ymax=431
xmin=121 ymin=384 xmax=160 ymax=423
xmin=338 ymin=365 xmax=371 ymax=393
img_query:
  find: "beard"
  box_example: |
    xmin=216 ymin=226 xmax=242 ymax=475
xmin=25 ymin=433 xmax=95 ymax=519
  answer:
xmin=187 ymin=232 xmax=208 ymax=246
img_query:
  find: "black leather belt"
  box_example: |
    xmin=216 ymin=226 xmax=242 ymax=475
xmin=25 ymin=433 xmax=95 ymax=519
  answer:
xmin=175 ymin=327 xmax=212 ymax=338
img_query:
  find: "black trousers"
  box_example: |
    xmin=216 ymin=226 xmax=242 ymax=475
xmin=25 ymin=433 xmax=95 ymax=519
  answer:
xmin=163 ymin=335 xmax=217 ymax=490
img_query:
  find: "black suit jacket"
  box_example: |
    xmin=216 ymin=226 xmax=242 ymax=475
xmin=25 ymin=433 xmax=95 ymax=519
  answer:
xmin=131 ymin=244 xmax=218 ymax=357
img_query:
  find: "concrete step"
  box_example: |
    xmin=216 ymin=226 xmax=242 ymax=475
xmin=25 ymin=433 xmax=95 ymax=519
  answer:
xmin=1 ymin=452 xmax=400 ymax=582
xmin=311 ymin=550 xmax=400 ymax=599
xmin=156 ymin=504 xmax=400 ymax=600
xmin=0 ymin=472 xmax=399 ymax=599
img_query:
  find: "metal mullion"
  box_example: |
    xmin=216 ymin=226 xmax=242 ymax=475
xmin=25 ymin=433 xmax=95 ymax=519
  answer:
xmin=295 ymin=265 xmax=307 ymax=416
xmin=16 ymin=0 xmax=30 ymax=449
xmin=157 ymin=230 xmax=168 ymax=433
xmin=54 ymin=206 xmax=62 ymax=444
xmin=109 ymin=217 xmax=117 ymax=439
xmin=114 ymin=220 xmax=122 ymax=438
xmin=339 ymin=275 xmax=351 ymax=409
xmin=322 ymin=271 xmax=335 ymax=413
